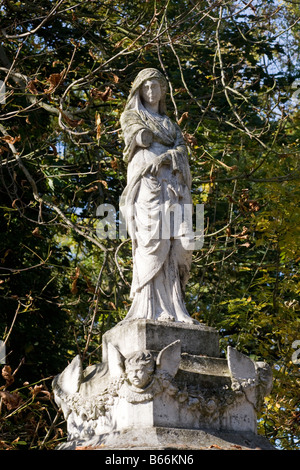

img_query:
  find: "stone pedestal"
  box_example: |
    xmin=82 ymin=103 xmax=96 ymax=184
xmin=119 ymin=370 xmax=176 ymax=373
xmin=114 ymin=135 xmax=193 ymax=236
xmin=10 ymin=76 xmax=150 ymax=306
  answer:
xmin=52 ymin=319 xmax=273 ymax=450
xmin=58 ymin=427 xmax=275 ymax=451
xmin=102 ymin=319 xmax=220 ymax=360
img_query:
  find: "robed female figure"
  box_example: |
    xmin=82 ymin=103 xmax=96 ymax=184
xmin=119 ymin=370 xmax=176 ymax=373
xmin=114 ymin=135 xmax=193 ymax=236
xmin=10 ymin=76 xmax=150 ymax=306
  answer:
xmin=120 ymin=68 xmax=195 ymax=323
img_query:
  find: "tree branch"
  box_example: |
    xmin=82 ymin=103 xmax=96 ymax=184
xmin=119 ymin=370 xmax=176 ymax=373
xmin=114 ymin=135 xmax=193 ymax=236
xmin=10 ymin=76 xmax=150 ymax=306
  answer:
xmin=1 ymin=0 xmax=65 ymax=39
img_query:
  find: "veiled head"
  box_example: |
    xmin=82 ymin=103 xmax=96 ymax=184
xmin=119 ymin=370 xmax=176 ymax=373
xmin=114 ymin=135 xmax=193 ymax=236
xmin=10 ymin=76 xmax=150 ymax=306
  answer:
xmin=125 ymin=68 xmax=168 ymax=114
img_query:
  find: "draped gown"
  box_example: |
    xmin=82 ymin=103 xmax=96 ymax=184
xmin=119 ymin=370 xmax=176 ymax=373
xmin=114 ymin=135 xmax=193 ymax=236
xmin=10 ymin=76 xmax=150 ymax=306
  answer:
xmin=120 ymin=105 xmax=194 ymax=323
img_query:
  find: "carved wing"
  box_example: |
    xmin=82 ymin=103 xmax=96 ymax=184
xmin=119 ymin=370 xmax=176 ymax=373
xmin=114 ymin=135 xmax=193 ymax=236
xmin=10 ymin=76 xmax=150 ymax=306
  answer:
xmin=107 ymin=343 xmax=125 ymax=378
xmin=156 ymin=340 xmax=181 ymax=378
xmin=56 ymin=354 xmax=82 ymax=395
xmin=227 ymin=346 xmax=256 ymax=385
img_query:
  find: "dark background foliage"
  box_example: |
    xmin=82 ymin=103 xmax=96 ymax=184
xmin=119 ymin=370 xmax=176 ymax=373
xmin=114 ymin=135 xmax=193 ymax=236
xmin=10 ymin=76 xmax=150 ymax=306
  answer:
xmin=0 ymin=0 xmax=299 ymax=449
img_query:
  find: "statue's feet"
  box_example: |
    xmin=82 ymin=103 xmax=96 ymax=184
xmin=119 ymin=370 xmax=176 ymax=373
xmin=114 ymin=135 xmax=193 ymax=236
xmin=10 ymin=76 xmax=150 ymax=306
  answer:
xmin=157 ymin=311 xmax=199 ymax=325
xmin=157 ymin=312 xmax=175 ymax=322
xmin=181 ymin=316 xmax=198 ymax=325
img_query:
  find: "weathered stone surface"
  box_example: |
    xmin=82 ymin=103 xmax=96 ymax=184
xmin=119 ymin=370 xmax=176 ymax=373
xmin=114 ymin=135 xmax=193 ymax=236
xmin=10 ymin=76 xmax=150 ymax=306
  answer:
xmin=180 ymin=354 xmax=230 ymax=376
xmin=53 ymin=319 xmax=273 ymax=445
xmin=102 ymin=319 xmax=220 ymax=360
xmin=56 ymin=426 xmax=275 ymax=450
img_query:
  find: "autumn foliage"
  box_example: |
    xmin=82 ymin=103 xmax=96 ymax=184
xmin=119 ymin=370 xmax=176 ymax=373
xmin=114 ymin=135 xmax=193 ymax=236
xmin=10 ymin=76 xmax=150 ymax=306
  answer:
xmin=0 ymin=0 xmax=299 ymax=450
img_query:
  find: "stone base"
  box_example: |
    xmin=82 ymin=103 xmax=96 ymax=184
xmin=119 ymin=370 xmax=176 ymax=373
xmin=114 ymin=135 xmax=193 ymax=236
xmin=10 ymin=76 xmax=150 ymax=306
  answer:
xmin=57 ymin=426 xmax=275 ymax=451
xmin=53 ymin=319 xmax=273 ymax=450
xmin=102 ymin=319 xmax=220 ymax=360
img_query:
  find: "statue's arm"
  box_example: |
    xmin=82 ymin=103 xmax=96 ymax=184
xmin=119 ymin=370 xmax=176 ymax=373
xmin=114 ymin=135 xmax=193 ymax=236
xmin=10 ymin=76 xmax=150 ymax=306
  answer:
xmin=146 ymin=125 xmax=188 ymax=176
xmin=135 ymin=128 xmax=153 ymax=148
xmin=168 ymin=124 xmax=191 ymax=187
xmin=121 ymin=111 xmax=153 ymax=162
xmin=173 ymin=123 xmax=188 ymax=153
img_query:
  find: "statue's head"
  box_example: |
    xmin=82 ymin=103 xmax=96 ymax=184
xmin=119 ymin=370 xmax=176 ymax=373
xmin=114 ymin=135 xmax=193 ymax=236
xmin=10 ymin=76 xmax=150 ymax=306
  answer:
xmin=124 ymin=350 xmax=156 ymax=389
xmin=125 ymin=68 xmax=168 ymax=114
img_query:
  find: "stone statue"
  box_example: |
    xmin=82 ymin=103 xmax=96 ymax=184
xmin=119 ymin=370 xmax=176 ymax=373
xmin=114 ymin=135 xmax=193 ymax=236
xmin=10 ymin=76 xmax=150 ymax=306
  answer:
xmin=120 ymin=68 xmax=195 ymax=324
xmin=52 ymin=69 xmax=274 ymax=450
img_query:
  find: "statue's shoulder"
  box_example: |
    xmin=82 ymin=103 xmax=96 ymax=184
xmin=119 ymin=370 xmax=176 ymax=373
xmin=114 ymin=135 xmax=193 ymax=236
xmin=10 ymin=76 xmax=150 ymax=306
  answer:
xmin=120 ymin=108 xmax=140 ymax=122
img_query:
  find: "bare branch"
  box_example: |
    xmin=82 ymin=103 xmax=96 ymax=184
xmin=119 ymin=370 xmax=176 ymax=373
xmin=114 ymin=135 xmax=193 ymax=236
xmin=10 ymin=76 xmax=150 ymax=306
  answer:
xmin=1 ymin=0 xmax=65 ymax=39
xmin=0 ymin=122 xmax=109 ymax=252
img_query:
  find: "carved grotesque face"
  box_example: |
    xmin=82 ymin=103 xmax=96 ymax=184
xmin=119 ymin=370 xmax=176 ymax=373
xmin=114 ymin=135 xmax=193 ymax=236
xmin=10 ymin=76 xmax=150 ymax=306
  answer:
xmin=125 ymin=351 xmax=155 ymax=389
xmin=140 ymin=79 xmax=162 ymax=108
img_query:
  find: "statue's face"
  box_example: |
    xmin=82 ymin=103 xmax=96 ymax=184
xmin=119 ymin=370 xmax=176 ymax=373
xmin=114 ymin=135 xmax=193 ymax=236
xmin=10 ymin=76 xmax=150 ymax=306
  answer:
xmin=140 ymin=79 xmax=162 ymax=107
xmin=126 ymin=363 xmax=154 ymax=389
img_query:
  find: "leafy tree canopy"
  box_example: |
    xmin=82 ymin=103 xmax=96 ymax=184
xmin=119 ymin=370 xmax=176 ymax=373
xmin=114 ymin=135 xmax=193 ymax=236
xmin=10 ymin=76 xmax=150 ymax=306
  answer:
xmin=0 ymin=0 xmax=299 ymax=450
